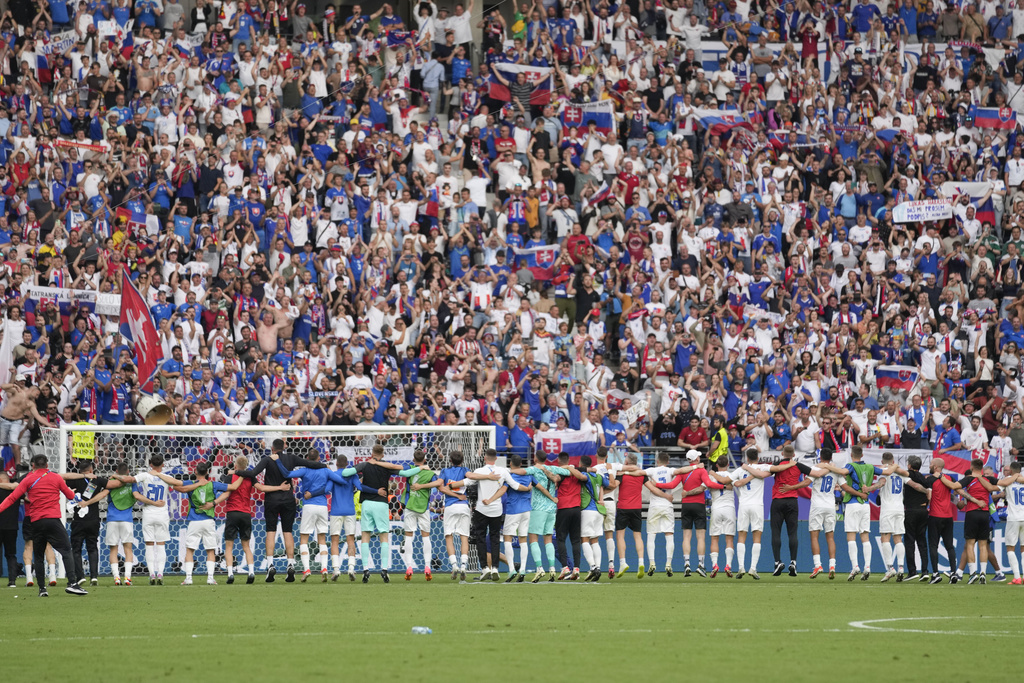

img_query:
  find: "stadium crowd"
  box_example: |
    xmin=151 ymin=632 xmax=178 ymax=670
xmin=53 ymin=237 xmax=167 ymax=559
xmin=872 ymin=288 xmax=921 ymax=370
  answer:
xmin=4 ymin=0 xmax=1024 ymax=594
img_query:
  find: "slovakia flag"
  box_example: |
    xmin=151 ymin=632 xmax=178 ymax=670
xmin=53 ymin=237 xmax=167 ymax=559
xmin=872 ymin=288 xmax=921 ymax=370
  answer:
xmin=874 ymin=365 xmax=918 ymax=392
xmin=533 ymin=429 xmax=598 ymax=466
xmin=119 ymin=270 xmax=165 ymax=393
xmin=489 ymin=64 xmax=554 ymax=105
xmin=970 ymin=105 xmax=1017 ymax=131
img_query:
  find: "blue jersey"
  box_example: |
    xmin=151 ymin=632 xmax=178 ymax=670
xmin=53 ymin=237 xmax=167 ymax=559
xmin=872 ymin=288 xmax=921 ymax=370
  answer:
xmin=504 ymin=473 xmax=533 ymax=515
xmin=277 ymin=461 xmax=330 ymax=507
xmin=325 ymin=468 xmax=370 ymax=516
xmin=439 ymin=466 xmax=469 ymax=508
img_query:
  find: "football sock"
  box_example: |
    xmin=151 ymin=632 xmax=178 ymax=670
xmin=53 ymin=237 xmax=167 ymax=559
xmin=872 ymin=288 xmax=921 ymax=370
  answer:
xmin=751 ymin=543 xmax=761 ymax=571
xmin=460 ymin=554 xmax=468 ymax=571
xmin=184 ymin=562 xmax=194 ymax=579
xmin=848 ymin=541 xmax=859 ymax=569
xmin=647 ymin=533 xmax=656 ymax=566
xmin=361 ymin=542 xmax=373 ymax=570
xmin=332 ymin=554 xmax=341 ymax=572
xmin=124 ymin=561 xmax=133 ymax=579
xmin=737 ymin=542 xmax=746 ymax=572
xmin=504 ymin=541 xmax=515 ymax=573
xmin=1007 ymin=551 xmax=1021 ymax=580
xmin=581 ymin=541 xmax=594 ymax=569
xmin=880 ymin=542 xmax=892 ymax=570
xmin=423 ymin=537 xmax=432 ymax=570
xmin=606 ymin=538 xmax=614 ymax=567
xmin=711 ymin=551 xmax=719 ymax=566
xmin=665 ymin=535 xmax=674 ymax=568
xmin=300 ymin=543 xmax=310 ymax=572
xmin=862 ymin=542 xmax=872 ymax=570
xmin=545 ymin=542 xmax=556 ymax=570
xmin=813 ymin=554 xmax=821 ymax=567
xmin=381 ymin=542 xmax=391 ymax=571
xmin=591 ymin=542 xmax=602 ymax=570
xmin=894 ymin=542 xmax=905 ymax=571
xmin=726 ymin=546 xmax=734 ymax=568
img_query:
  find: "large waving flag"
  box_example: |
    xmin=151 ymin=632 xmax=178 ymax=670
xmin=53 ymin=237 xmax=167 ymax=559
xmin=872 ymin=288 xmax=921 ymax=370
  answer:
xmin=969 ymin=105 xmax=1017 ymax=131
xmin=874 ymin=365 xmax=918 ymax=392
xmin=940 ymin=181 xmax=996 ymax=226
xmin=489 ymin=64 xmax=553 ymax=105
xmin=513 ymin=245 xmax=560 ymax=280
xmin=585 ymin=181 xmax=612 ymax=208
xmin=689 ymin=107 xmax=762 ymax=135
xmin=386 ymin=30 xmax=416 ymax=48
xmin=119 ymin=270 xmax=164 ymax=393
xmin=534 ymin=428 xmax=597 ymax=466
xmin=560 ymin=100 xmax=615 ymax=135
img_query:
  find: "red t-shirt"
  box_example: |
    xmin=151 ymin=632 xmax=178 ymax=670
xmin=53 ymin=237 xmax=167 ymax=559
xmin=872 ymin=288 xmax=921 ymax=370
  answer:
xmin=772 ymin=463 xmax=802 ymax=499
xmin=678 ymin=469 xmax=725 ymax=504
xmin=679 ymin=427 xmax=708 ymax=446
xmin=928 ymin=475 xmax=956 ymax=518
xmin=225 ymin=473 xmax=254 ymax=514
xmin=617 ymin=474 xmax=645 ymax=510
xmin=961 ymin=475 xmax=995 ymax=513
xmin=557 ymin=473 xmax=582 ymax=509
xmin=0 ymin=469 xmax=76 ymax=521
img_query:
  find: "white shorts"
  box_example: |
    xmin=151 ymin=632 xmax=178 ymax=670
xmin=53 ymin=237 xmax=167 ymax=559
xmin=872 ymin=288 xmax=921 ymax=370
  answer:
xmin=737 ymin=505 xmax=764 ymax=533
xmin=581 ymin=510 xmax=603 ymax=538
xmin=141 ymin=517 xmax=170 ymax=543
xmin=502 ymin=511 xmax=531 ymax=537
xmin=443 ymin=505 xmax=471 ymax=536
xmin=403 ymin=509 xmax=431 ymax=534
xmin=879 ymin=510 xmax=905 ymax=535
xmin=845 ymin=504 xmax=871 ymax=534
xmin=808 ymin=506 xmax=836 ymax=533
xmin=602 ymin=500 xmax=616 ymax=533
xmin=1006 ymin=520 xmax=1024 ymax=546
xmin=105 ymin=521 xmax=135 ymax=547
xmin=709 ymin=507 xmax=737 ymax=537
xmin=647 ymin=506 xmax=675 ymax=535
xmin=185 ymin=519 xmax=217 ymax=550
xmin=329 ymin=515 xmax=359 ymax=538
xmin=299 ymin=505 xmax=329 ymax=536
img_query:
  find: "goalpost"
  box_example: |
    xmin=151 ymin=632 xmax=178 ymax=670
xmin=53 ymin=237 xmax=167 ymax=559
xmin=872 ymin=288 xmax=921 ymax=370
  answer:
xmin=45 ymin=424 xmax=496 ymax=577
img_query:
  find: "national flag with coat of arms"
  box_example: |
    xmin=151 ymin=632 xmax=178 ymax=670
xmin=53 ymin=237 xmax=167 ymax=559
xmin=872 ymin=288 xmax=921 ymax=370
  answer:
xmin=969 ymin=105 xmax=1017 ymax=131
xmin=489 ymin=64 xmax=554 ymax=105
xmin=560 ymin=100 xmax=615 ymax=135
xmin=874 ymin=365 xmax=919 ymax=392
xmin=119 ymin=270 xmax=164 ymax=393
xmin=513 ymin=245 xmax=560 ymax=280
xmin=533 ymin=428 xmax=597 ymax=466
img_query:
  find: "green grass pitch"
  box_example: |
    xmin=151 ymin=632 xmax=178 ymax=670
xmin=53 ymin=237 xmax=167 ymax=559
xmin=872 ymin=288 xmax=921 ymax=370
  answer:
xmin=4 ymin=574 xmax=1020 ymax=682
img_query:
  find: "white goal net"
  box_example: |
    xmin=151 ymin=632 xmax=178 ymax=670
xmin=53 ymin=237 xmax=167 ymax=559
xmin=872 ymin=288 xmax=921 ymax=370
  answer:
xmin=45 ymin=425 xmax=495 ymax=578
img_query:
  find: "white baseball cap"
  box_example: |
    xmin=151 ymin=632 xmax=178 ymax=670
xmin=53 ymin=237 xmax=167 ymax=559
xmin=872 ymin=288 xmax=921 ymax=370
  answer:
xmin=686 ymin=450 xmax=701 ymax=461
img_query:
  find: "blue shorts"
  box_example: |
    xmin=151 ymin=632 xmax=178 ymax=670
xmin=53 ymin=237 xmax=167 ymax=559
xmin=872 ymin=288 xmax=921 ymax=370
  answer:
xmin=528 ymin=508 xmax=556 ymax=536
xmin=361 ymin=501 xmax=390 ymax=534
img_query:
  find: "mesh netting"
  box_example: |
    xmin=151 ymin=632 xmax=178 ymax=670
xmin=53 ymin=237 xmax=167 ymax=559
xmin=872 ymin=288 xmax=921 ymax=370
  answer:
xmin=46 ymin=426 xmax=493 ymax=577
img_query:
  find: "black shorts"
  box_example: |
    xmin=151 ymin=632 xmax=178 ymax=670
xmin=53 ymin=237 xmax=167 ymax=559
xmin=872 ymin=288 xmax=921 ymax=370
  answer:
xmin=680 ymin=503 xmax=707 ymax=530
xmin=224 ymin=511 xmax=253 ymax=542
xmin=21 ymin=517 xmax=32 ymax=540
xmin=616 ymin=508 xmax=642 ymax=532
xmin=964 ymin=510 xmax=990 ymax=541
xmin=264 ymin=495 xmax=297 ymax=534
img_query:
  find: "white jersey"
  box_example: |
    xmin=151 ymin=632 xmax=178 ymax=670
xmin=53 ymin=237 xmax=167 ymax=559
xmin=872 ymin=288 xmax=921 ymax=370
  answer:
xmin=731 ymin=464 xmax=770 ymax=507
xmin=809 ymin=471 xmax=839 ymax=510
xmin=877 ymin=474 xmax=907 ymax=514
xmin=1006 ymin=482 xmax=1024 ymax=522
xmin=593 ymin=462 xmax=623 ymax=502
xmin=876 ymin=475 xmax=909 ymax=511
xmin=709 ymin=473 xmax=735 ymax=511
xmin=470 ymin=465 xmax=519 ymax=517
xmin=645 ymin=466 xmax=676 ymax=511
xmin=134 ymin=471 xmax=172 ymax=520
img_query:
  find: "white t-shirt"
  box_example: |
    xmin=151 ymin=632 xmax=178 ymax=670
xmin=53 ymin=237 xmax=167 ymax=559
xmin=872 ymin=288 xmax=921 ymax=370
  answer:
xmin=134 ymin=471 xmax=172 ymax=521
xmin=593 ymin=462 xmax=623 ymax=502
xmin=877 ymin=474 xmax=908 ymax=514
xmin=731 ymin=464 xmax=770 ymax=507
xmin=808 ymin=470 xmax=839 ymax=510
xmin=1006 ymin=481 xmax=1024 ymax=522
xmin=469 ymin=465 xmax=522 ymax=517
xmin=645 ymin=466 xmax=676 ymax=511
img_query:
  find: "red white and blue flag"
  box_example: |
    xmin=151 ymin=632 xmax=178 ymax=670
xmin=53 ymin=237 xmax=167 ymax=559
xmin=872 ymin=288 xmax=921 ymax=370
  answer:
xmin=874 ymin=365 xmax=918 ymax=392
xmin=489 ymin=64 xmax=553 ymax=105
xmin=690 ymin=107 xmax=762 ymax=136
xmin=534 ymin=428 xmax=598 ymax=466
xmin=586 ymin=181 xmax=612 ymax=208
xmin=513 ymin=244 xmax=560 ymax=280
xmin=560 ymin=100 xmax=615 ymax=135
xmin=119 ymin=270 xmax=164 ymax=393
xmin=969 ymin=105 xmax=1017 ymax=131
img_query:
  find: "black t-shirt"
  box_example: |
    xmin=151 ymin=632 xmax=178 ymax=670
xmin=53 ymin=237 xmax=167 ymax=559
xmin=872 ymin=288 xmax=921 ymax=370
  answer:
xmin=356 ymin=462 xmax=393 ymax=504
xmin=653 ymin=415 xmax=681 ymax=447
xmin=906 ymin=469 xmax=929 ymax=509
xmin=67 ymin=476 xmax=109 ymax=529
xmin=0 ymin=487 xmax=20 ymax=530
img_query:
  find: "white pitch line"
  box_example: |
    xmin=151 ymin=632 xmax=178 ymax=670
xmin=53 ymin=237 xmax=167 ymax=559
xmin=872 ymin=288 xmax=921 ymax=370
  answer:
xmin=848 ymin=616 xmax=1024 ymax=637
